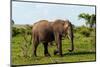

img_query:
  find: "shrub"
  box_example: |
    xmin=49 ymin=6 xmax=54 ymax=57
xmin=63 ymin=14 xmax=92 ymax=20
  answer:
xmin=12 ymin=25 xmax=32 ymax=37
xmin=12 ymin=27 xmax=20 ymax=36
xmin=80 ymin=28 xmax=90 ymax=37
xmin=74 ymin=26 xmax=93 ymax=37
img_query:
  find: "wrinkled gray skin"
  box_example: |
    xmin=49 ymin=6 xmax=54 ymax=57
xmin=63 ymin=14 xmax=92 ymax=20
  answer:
xmin=32 ymin=19 xmax=74 ymax=57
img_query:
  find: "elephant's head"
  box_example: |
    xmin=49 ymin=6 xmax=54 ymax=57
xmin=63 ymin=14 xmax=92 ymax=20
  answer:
xmin=63 ymin=20 xmax=74 ymax=52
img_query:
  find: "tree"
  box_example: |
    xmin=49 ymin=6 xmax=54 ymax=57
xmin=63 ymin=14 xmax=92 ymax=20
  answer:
xmin=78 ymin=13 xmax=96 ymax=28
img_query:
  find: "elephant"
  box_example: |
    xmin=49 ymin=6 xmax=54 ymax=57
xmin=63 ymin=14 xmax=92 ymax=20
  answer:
xmin=32 ymin=19 xmax=74 ymax=57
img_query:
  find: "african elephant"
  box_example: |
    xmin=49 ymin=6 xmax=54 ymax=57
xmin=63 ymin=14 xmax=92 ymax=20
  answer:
xmin=32 ymin=19 xmax=74 ymax=57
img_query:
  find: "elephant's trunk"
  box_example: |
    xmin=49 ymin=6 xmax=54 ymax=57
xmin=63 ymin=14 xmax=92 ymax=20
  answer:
xmin=67 ymin=23 xmax=74 ymax=52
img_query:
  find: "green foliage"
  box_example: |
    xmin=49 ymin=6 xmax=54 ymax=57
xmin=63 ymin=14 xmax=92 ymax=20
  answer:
xmin=78 ymin=13 xmax=96 ymax=28
xmin=12 ymin=25 xmax=32 ymax=58
xmin=12 ymin=25 xmax=32 ymax=37
xmin=79 ymin=28 xmax=90 ymax=37
xmin=12 ymin=33 xmax=96 ymax=65
xmin=12 ymin=27 xmax=20 ymax=36
xmin=74 ymin=26 xmax=95 ymax=37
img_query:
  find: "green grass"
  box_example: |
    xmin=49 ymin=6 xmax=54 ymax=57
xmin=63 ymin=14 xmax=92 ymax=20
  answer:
xmin=11 ymin=33 xmax=96 ymax=66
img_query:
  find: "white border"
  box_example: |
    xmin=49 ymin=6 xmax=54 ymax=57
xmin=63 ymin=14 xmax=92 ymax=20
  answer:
xmin=23 ymin=0 xmax=97 ymax=5
xmin=0 ymin=0 xmax=10 ymax=67
xmin=0 ymin=0 xmax=100 ymax=67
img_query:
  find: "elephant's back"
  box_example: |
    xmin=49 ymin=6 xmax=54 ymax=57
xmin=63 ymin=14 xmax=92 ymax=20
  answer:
xmin=32 ymin=20 xmax=54 ymax=42
xmin=32 ymin=20 xmax=51 ymax=31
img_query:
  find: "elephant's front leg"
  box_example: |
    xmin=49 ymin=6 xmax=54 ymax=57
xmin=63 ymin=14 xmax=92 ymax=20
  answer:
xmin=54 ymin=34 xmax=62 ymax=56
xmin=43 ymin=42 xmax=51 ymax=57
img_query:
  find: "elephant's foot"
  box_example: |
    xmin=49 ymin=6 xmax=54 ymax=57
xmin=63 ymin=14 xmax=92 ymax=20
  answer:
xmin=68 ymin=48 xmax=74 ymax=52
xmin=54 ymin=50 xmax=59 ymax=55
xmin=54 ymin=50 xmax=63 ymax=56
xmin=45 ymin=53 xmax=51 ymax=57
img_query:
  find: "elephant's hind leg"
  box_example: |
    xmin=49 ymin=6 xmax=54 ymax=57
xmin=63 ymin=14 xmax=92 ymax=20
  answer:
xmin=43 ymin=42 xmax=51 ymax=57
xmin=33 ymin=41 xmax=39 ymax=57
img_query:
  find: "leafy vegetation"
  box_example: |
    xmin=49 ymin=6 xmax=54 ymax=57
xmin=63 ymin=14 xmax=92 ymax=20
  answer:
xmin=78 ymin=13 xmax=96 ymax=28
xmin=74 ymin=26 xmax=95 ymax=37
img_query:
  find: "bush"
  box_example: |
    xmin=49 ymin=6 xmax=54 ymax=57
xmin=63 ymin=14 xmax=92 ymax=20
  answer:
xmin=12 ymin=27 xmax=20 ymax=36
xmin=12 ymin=25 xmax=32 ymax=37
xmin=80 ymin=28 xmax=90 ymax=37
xmin=74 ymin=26 xmax=94 ymax=37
